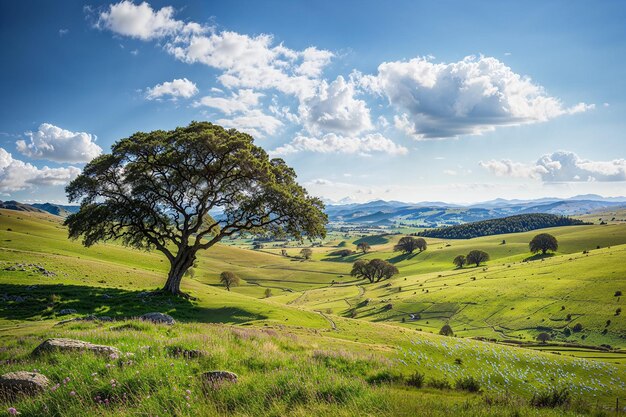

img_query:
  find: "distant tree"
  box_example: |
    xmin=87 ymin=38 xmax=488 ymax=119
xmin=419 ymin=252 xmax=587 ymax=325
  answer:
xmin=501 ymin=239 xmax=506 ymax=245
xmin=529 ymin=233 xmax=558 ymax=255
xmin=300 ymin=248 xmax=313 ymax=260
xmin=536 ymin=332 xmax=551 ymax=343
xmin=394 ymin=236 xmax=425 ymax=254
xmin=264 ymin=288 xmax=272 ymax=298
xmin=337 ymin=241 xmax=348 ymax=247
xmin=64 ymin=122 xmax=326 ymax=297
xmin=615 ymin=291 xmax=622 ymax=297
xmin=281 ymin=249 xmax=288 ymax=257
xmin=439 ymin=324 xmax=454 ymax=336
xmin=357 ymin=242 xmax=371 ymax=254
xmin=466 ymin=250 xmax=490 ymax=267
xmin=572 ymin=323 xmax=583 ymax=332
xmin=219 ymin=271 xmax=240 ymax=291
xmin=453 ymin=255 xmax=466 ymax=269
xmin=351 ymin=259 xmax=399 ymax=283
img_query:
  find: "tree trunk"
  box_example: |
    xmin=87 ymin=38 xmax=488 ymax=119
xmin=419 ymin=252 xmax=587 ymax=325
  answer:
xmin=162 ymin=247 xmax=196 ymax=296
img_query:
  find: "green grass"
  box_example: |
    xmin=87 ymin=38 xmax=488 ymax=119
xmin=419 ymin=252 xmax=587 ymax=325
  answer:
xmin=1 ymin=209 xmax=626 ymax=416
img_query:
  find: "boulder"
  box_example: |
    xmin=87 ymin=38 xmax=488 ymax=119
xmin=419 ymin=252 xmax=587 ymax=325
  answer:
xmin=140 ymin=312 xmax=175 ymax=325
xmin=0 ymin=371 xmax=50 ymax=398
xmin=201 ymin=370 xmax=238 ymax=386
xmin=32 ymin=338 xmax=120 ymax=356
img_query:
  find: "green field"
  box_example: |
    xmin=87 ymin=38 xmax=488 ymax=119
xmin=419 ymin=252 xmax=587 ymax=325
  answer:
xmin=1 ymin=209 xmax=625 ymax=416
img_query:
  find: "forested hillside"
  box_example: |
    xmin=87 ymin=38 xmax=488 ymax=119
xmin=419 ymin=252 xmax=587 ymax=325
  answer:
xmin=418 ymin=213 xmax=588 ymax=239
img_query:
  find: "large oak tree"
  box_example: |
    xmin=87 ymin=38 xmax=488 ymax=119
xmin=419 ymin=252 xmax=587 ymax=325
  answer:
xmin=65 ymin=122 xmax=327 ymax=297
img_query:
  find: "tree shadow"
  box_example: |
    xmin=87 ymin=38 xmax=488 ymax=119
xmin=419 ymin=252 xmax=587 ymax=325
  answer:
xmin=353 ymin=235 xmax=389 ymax=246
xmin=387 ymin=251 xmax=423 ymax=264
xmin=0 ymin=283 xmax=266 ymax=324
xmin=523 ymin=253 xmax=556 ymax=262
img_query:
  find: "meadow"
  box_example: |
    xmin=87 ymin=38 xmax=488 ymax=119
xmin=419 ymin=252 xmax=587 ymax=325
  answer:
xmin=1 ymin=208 xmax=625 ymax=416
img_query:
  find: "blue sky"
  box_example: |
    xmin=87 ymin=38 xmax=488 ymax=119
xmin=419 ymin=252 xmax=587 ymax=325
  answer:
xmin=1 ymin=0 xmax=625 ymax=204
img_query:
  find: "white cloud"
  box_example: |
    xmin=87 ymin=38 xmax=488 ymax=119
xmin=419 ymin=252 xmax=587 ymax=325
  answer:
xmin=299 ymin=76 xmax=373 ymax=136
xmin=272 ymin=133 xmax=407 ymax=156
xmin=443 ymin=169 xmax=458 ymax=176
xmin=59 ymin=28 xmax=69 ymax=37
xmin=97 ymin=1 xmax=193 ymax=40
xmin=480 ymin=151 xmax=626 ymax=182
xmin=194 ymin=89 xmax=262 ymax=115
xmin=146 ymin=78 xmax=198 ymax=100
xmin=216 ymin=109 xmax=282 ymax=138
xmin=16 ymin=123 xmax=102 ymax=164
xmin=0 ymin=148 xmax=81 ymax=193
xmin=363 ymin=55 xmax=593 ymax=139
xmin=97 ymin=3 xmax=333 ymax=100
xmin=479 ymin=159 xmax=547 ymax=179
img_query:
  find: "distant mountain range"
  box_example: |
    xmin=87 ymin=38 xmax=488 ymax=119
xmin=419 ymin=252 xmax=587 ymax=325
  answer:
xmin=0 ymin=201 xmax=79 ymax=217
xmin=325 ymin=195 xmax=626 ymax=227
xmin=2 ymin=194 xmax=625 ymax=226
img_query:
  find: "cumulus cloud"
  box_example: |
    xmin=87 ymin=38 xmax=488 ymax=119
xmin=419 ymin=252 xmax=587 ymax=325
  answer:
xmin=97 ymin=1 xmax=199 ymax=40
xmin=272 ymin=133 xmax=407 ymax=156
xmin=97 ymin=2 xmax=333 ymax=100
xmin=216 ymin=109 xmax=282 ymax=138
xmin=16 ymin=123 xmax=102 ymax=164
xmin=194 ymin=89 xmax=262 ymax=114
xmin=480 ymin=151 xmax=626 ymax=182
xmin=363 ymin=55 xmax=593 ymax=139
xmin=299 ymin=76 xmax=373 ymax=136
xmin=146 ymin=78 xmax=198 ymax=100
xmin=0 ymin=148 xmax=81 ymax=193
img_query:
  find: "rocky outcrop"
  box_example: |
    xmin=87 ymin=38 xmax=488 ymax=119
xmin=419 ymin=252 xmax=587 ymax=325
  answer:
xmin=140 ymin=312 xmax=175 ymax=325
xmin=32 ymin=338 xmax=120 ymax=356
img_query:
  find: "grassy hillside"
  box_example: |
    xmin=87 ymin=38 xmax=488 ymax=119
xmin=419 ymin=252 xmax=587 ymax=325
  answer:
xmin=1 ymin=209 xmax=625 ymax=415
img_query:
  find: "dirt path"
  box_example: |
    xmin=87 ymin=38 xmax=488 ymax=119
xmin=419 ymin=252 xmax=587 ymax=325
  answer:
xmin=314 ymin=310 xmax=337 ymax=330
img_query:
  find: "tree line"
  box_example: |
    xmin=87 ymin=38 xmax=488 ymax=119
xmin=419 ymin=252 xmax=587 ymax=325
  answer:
xmin=418 ymin=214 xmax=587 ymax=240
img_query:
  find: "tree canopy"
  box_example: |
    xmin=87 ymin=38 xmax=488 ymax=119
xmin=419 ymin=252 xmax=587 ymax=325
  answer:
xmin=393 ymin=236 xmax=427 ymax=254
xmin=65 ymin=122 xmax=327 ymax=296
xmin=300 ymin=248 xmax=313 ymax=260
xmin=466 ymin=250 xmax=490 ymax=267
xmin=356 ymin=242 xmax=371 ymax=253
xmin=529 ymin=233 xmax=558 ymax=255
xmin=453 ymin=255 xmax=466 ymax=269
xmin=220 ymin=271 xmax=240 ymax=291
xmin=350 ymin=259 xmax=398 ymax=283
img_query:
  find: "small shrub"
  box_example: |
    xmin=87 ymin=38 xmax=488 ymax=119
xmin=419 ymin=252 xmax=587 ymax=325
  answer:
xmin=455 ymin=376 xmax=481 ymax=392
xmin=531 ymin=388 xmax=571 ymax=408
xmin=427 ymin=378 xmax=452 ymax=390
xmin=572 ymin=323 xmax=583 ymax=332
xmin=615 ymin=291 xmax=623 ymax=297
xmin=439 ymin=324 xmax=454 ymax=336
xmin=366 ymin=370 xmax=403 ymax=385
xmin=616 ymin=307 xmax=622 ymax=316
xmin=563 ymin=327 xmax=571 ymax=337
xmin=406 ymin=371 xmax=425 ymax=388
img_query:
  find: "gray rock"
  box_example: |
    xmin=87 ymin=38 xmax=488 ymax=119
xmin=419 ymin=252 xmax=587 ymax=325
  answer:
xmin=201 ymin=370 xmax=238 ymax=386
xmin=140 ymin=312 xmax=175 ymax=325
xmin=32 ymin=338 xmax=120 ymax=356
xmin=0 ymin=371 xmax=50 ymax=398
xmin=58 ymin=309 xmax=77 ymax=315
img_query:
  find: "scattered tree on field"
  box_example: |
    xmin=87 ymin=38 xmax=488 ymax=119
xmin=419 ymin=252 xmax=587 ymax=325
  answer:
xmin=536 ymin=332 xmax=551 ymax=343
xmin=529 ymin=233 xmax=558 ymax=255
xmin=357 ymin=242 xmax=371 ymax=253
xmin=65 ymin=122 xmax=326 ymax=297
xmin=219 ymin=271 xmax=240 ymax=291
xmin=300 ymin=248 xmax=313 ymax=260
xmin=466 ymin=250 xmax=490 ymax=267
xmin=351 ymin=259 xmax=399 ymax=283
xmin=453 ymin=255 xmax=466 ymax=269
xmin=439 ymin=324 xmax=454 ymax=336
xmin=281 ymin=249 xmax=288 ymax=257
xmin=264 ymin=288 xmax=272 ymax=298
xmin=394 ymin=236 xmax=427 ymax=254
